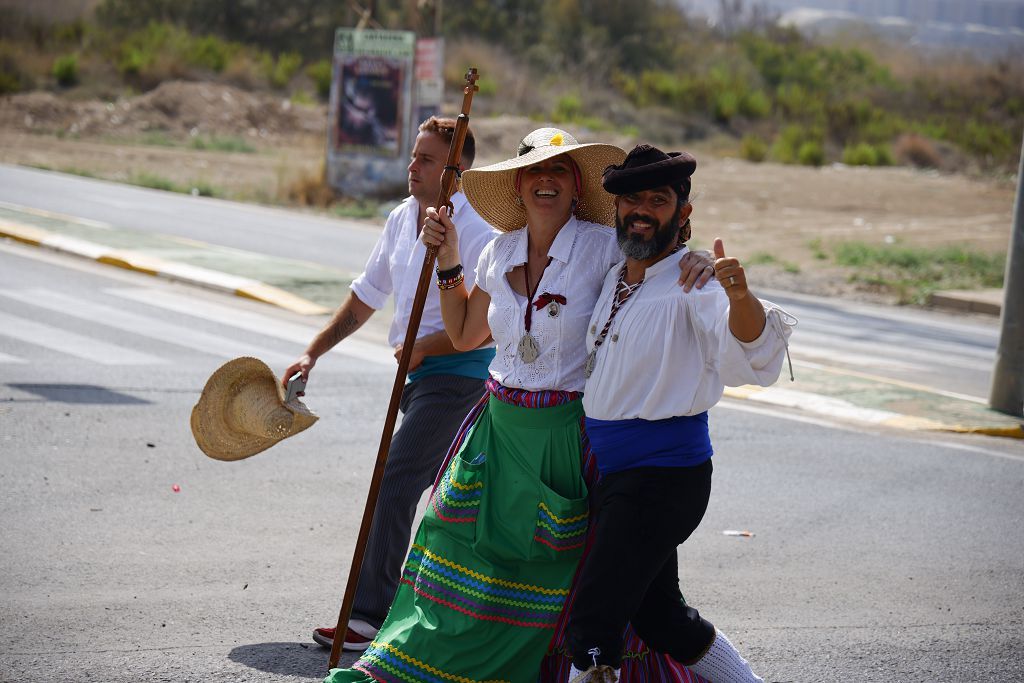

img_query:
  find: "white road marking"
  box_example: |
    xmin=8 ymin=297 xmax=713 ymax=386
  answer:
xmin=0 ymin=288 xmax=295 ymax=366
xmin=108 ymin=287 xmax=393 ymax=367
xmin=0 ymin=312 xmax=165 ymax=365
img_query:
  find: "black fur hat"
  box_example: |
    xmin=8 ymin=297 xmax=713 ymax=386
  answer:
xmin=602 ymin=144 xmax=696 ymax=200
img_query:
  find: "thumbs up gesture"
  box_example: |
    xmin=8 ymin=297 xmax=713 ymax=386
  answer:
xmin=713 ymin=237 xmax=749 ymax=301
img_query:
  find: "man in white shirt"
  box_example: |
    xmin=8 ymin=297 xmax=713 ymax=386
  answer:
xmin=281 ymin=117 xmax=497 ymax=652
xmin=565 ymin=145 xmax=795 ymax=683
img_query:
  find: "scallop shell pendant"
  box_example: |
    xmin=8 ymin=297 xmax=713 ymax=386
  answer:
xmin=583 ymin=348 xmax=597 ymax=378
xmin=518 ymin=334 xmax=540 ymax=363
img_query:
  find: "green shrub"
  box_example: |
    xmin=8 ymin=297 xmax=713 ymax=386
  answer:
xmin=552 ymin=94 xmax=583 ymax=123
xmin=842 ymin=142 xmax=878 ymax=166
xmin=52 ymin=53 xmax=79 ymax=87
xmin=797 ymin=140 xmax=825 ymax=166
xmin=263 ymin=51 xmax=302 ymax=89
xmin=739 ymin=90 xmax=771 ymax=119
xmin=832 ymin=241 xmax=1005 ymax=303
xmin=713 ymin=91 xmax=739 ymax=123
xmin=959 ymin=120 xmax=1014 ymax=160
xmin=0 ymin=46 xmax=33 ymax=94
xmin=186 ymin=35 xmax=232 ymax=72
xmin=772 ymin=125 xmax=823 ymax=164
xmin=305 ymin=59 xmax=332 ymax=99
xmin=739 ymin=134 xmax=768 ymax=162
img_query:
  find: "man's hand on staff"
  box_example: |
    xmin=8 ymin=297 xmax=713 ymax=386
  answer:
xmin=422 ymin=206 xmax=461 ymax=271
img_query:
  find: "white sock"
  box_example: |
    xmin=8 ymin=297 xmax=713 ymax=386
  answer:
xmin=348 ymin=618 xmax=379 ymax=639
xmin=568 ymin=663 xmax=620 ymax=683
xmin=685 ymin=630 xmax=763 ymax=683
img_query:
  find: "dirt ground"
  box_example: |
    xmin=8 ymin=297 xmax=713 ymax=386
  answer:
xmin=1 ymin=81 xmax=1016 ymax=304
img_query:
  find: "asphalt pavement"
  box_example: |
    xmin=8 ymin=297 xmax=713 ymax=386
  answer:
xmin=2 ymin=200 xmax=1020 ymax=440
xmin=2 ymin=227 xmax=1023 ymax=683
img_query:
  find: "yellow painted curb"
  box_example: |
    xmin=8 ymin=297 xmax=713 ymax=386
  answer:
xmin=237 ymin=282 xmax=330 ymax=316
xmin=97 ymin=253 xmax=160 ymax=276
xmin=723 ymin=385 xmax=765 ymax=400
xmin=942 ymin=424 xmax=1024 ymax=439
xmin=0 ymin=221 xmax=48 ymax=246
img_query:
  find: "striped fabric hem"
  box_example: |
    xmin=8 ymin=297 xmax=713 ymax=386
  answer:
xmin=356 ymin=640 xmax=511 ymax=683
xmin=400 ymin=545 xmax=567 ymax=629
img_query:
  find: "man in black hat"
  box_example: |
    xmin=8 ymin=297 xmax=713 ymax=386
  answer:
xmin=564 ymin=145 xmax=796 ymax=682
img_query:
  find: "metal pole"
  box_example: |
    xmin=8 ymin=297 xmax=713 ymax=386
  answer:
xmin=989 ymin=132 xmax=1024 ymax=417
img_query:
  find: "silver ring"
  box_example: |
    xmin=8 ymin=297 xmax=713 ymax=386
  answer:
xmin=704 ymin=265 xmax=713 ymax=272
xmin=728 ymin=276 xmax=736 ymax=286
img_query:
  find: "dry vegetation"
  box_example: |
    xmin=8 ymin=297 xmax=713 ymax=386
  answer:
xmin=0 ymin=0 xmax=1019 ymax=306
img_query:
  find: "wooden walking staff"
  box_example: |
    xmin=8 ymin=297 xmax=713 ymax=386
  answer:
xmin=328 ymin=67 xmax=480 ymax=672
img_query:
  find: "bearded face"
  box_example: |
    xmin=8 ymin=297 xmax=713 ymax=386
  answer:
xmin=615 ymin=203 xmax=682 ymax=260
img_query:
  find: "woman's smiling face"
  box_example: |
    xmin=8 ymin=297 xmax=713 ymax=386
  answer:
xmin=520 ymin=154 xmax=576 ymax=222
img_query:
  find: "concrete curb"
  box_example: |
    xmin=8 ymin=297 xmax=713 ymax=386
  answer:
xmin=4 ymin=216 xmax=1020 ymax=440
xmin=724 ymin=385 xmax=1023 ymax=439
xmin=0 ymin=220 xmax=330 ymax=316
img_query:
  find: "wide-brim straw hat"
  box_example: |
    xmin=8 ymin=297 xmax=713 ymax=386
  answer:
xmin=191 ymin=357 xmax=318 ymax=461
xmin=461 ymin=127 xmax=626 ymax=232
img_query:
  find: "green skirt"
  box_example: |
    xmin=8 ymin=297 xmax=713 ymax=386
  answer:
xmin=326 ymin=394 xmax=589 ymax=683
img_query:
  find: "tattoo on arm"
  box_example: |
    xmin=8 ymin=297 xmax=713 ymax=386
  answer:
xmin=328 ymin=309 xmax=361 ymax=346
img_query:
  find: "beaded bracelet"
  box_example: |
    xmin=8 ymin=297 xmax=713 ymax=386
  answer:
xmin=437 ymin=272 xmax=464 ymax=290
xmin=436 ymin=264 xmax=463 ymax=279
xmin=436 ymin=263 xmax=464 ymax=290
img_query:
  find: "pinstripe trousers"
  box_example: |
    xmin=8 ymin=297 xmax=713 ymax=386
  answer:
xmin=350 ymin=372 xmax=487 ymax=629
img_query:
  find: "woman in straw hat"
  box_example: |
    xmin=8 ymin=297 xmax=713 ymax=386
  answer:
xmin=324 ymin=129 xmax=714 ymax=683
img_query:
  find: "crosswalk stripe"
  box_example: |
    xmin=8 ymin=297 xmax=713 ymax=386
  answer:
xmin=0 ymin=311 xmax=165 ymax=365
xmin=792 ymin=330 xmax=987 ymax=371
xmin=0 ymin=288 xmax=294 ymax=366
xmin=108 ymin=287 xmax=393 ymax=367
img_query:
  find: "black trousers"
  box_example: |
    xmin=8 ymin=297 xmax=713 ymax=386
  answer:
xmin=565 ymin=460 xmax=716 ymax=669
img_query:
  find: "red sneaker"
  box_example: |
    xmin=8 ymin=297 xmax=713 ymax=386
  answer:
xmin=311 ymin=625 xmax=374 ymax=651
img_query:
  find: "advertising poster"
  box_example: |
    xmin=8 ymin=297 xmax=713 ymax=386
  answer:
xmin=335 ymin=56 xmax=403 ymax=155
xmin=327 ymin=28 xmax=416 ymax=196
xmin=329 ymin=28 xmax=415 ymax=157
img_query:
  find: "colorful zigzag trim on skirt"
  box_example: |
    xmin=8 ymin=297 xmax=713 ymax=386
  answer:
xmin=533 ymin=501 xmax=588 ymax=552
xmin=355 ymin=640 xmax=510 ymax=683
xmin=400 ymin=544 xmax=567 ymax=630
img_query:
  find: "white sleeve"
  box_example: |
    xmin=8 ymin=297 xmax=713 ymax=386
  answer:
xmin=695 ymin=287 xmax=796 ymax=387
xmin=456 ymin=214 xmax=498 ymax=290
xmin=349 ymin=214 xmax=396 ymax=310
xmin=474 ymin=239 xmax=497 ymax=295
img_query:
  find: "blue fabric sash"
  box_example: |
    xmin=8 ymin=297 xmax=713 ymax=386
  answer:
xmin=584 ymin=412 xmax=712 ymax=475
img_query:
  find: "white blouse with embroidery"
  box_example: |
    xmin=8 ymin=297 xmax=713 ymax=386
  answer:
xmin=474 ymin=216 xmax=621 ymax=392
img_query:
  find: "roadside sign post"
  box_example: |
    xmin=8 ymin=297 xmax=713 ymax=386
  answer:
xmin=326 ymin=29 xmax=416 ymax=198
xmin=990 ymin=133 xmax=1024 ymax=417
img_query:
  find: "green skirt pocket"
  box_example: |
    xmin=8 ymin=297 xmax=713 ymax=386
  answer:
xmin=425 ymin=447 xmax=485 ymax=541
xmin=531 ymin=481 xmax=589 ymax=561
